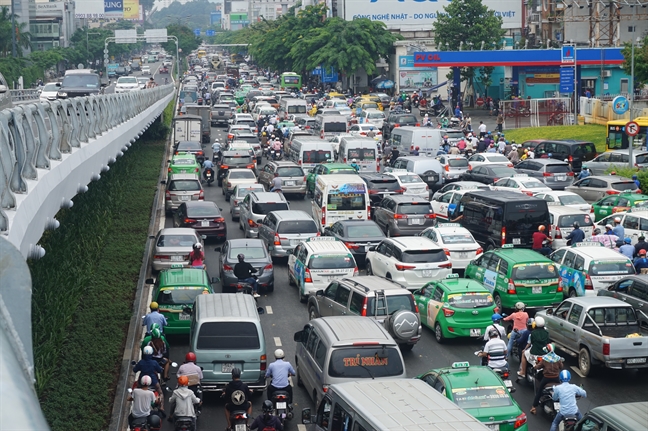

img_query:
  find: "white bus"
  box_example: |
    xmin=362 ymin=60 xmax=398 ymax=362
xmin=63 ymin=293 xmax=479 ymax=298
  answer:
xmin=312 ymin=175 xmax=370 ymax=232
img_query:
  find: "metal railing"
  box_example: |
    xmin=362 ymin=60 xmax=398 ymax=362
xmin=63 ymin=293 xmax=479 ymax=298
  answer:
xmin=9 ymin=88 xmax=41 ymax=102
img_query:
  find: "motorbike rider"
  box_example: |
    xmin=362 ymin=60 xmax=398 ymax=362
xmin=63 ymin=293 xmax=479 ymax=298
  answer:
xmin=234 ymin=253 xmax=260 ymax=298
xmin=550 ymin=371 xmax=587 ymax=431
xmin=530 ymin=344 xmax=564 ymax=415
xmin=251 ymin=400 xmax=284 ymax=431
xmin=141 ymin=327 xmax=171 ymax=381
xmin=202 ymin=159 xmax=215 ymax=182
xmin=271 ymin=138 xmax=282 ymax=157
xmin=577 ymin=165 xmax=591 ymax=180
xmin=483 ymin=313 xmax=507 ymax=342
xmin=188 ymin=243 xmax=205 ymax=269
xmin=223 ymin=368 xmax=253 ymax=431
xmin=168 ymin=375 xmax=201 ymax=428
xmin=178 ymin=352 xmax=203 ymax=382
xmin=270 ymin=173 xmax=283 ymax=193
xmin=133 ymin=346 xmax=165 ymax=405
xmin=479 ymin=329 xmax=508 ymax=370
xmin=127 ymin=375 xmax=159 ymax=429
xmin=266 ymin=349 xmax=296 ymax=405
xmin=350 ymin=158 xmax=361 ymax=172
xmin=504 ymin=302 xmax=529 ymax=359
xmin=513 ymin=318 xmax=535 ymax=358
xmin=532 ymin=225 xmax=552 ymax=256
xmin=566 ymin=221 xmax=585 ymax=245
xmin=518 ymin=316 xmax=550 ymax=379
xmin=142 ymin=301 xmax=167 ymax=335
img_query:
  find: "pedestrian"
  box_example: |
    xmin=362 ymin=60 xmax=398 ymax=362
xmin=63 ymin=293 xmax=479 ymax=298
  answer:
xmin=478 ymin=121 xmax=487 ymax=138
xmin=496 ymin=113 xmax=504 ymax=133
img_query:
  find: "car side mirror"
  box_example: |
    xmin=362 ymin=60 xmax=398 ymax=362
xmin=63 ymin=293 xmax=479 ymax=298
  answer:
xmin=211 ymin=277 xmax=219 ymax=284
xmin=301 ymin=408 xmax=312 ymax=424
xmin=145 ymin=278 xmax=154 ymax=284
xmin=293 ymin=330 xmax=303 ymax=342
xmin=368 ymin=246 xmax=376 ymax=252
xmin=182 ymin=306 xmax=192 ymax=315
xmin=214 ymin=247 xmax=222 ymax=252
xmin=257 ymin=307 xmax=265 ymax=315
xmin=546 ymin=308 xmax=554 ymax=315
xmin=315 ymin=289 xmax=324 ymax=296
xmin=160 ymin=180 xmax=166 ymax=185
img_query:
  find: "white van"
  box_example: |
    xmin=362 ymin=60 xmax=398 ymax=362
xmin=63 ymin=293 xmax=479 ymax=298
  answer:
xmin=313 ymin=175 xmax=370 ymax=232
xmin=314 ymin=115 xmax=348 ymax=139
xmin=390 ymin=127 xmax=464 ymax=155
xmin=252 ymin=105 xmax=277 ymax=122
xmin=290 ymin=137 xmax=335 ymax=170
xmin=337 ymin=136 xmax=379 ymax=173
xmin=279 ymin=98 xmax=308 ymax=119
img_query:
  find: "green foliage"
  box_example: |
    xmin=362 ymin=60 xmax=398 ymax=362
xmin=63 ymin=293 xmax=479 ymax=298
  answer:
xmin=621 ymin=35 xmax=648 ymax=88
xmin=0 ymin=6 xmax=31 ymax=57
xmin=161 ymin=24 xmax=201 ymax=63
xmin=150 ymin=0 xmax=214 ymax=30
xmin=30 ymin=136 xmax=165 ymax=431
xmin=603 ymin=167 xmax=648 ymax=192
xmin=503 ymin=124 xmax=607 ymax=152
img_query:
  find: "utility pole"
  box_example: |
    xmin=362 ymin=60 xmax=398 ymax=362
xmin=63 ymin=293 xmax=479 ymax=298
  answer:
xmin=11 ymin=0 xmax=17 ymax=57
xmin=628 ymin=36 xmax=638 ymax=168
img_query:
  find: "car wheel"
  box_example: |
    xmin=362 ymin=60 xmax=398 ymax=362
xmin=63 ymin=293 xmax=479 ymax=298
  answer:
xmin=217 ymin=179 xmax=222 ymax=187
xmin=299 ymin=286 xmax=307 ymax=303
xmin=366 ymin=262 xmax=373 ymax=275
xmin=296 ymin=362 xmax=304 ymax=387
xmin=225 ymin=192 xmax=230 ymax=202
xmin=222 ymin=187 xmax=225 ymax=195
xmin=494 ymin=295 xmax=503 ymax=313
xmin=266 ymin=283 xmax=274 ymax=293
xmin=434 ymin=322 xmax=445 ymax=343
xmin=309 ymin=306 xmax=319 ymax=320
xmin=579 ymin=347 xmax=592 ymax=376
xmin=568 ymin=288 xmax=577 ymax=298
xmin=288 ymin=273 xmax=295 ymax=286
xmin=299 ymin=194 xmax=306 ymax=200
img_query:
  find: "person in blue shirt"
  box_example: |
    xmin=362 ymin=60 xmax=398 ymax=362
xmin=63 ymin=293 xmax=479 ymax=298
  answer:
xmin=566 ymin=221 xmax=586 ymax=245
xmin=619 ymin=238 xmax=635 ymax=259
xmin=142 ymin=302 xmax=167 ymax=335
xmin=266 ymin=349 xmax=296 ymax=404
xmin=350 ymin=159 xmax=360 ymax=172
xmin=133 ymin=346 xmax=165 ymax=407
xmin=632 ymin=175 xmax=640 ymax=189
xmin=612 ymin=217 xmax=624 ymax=238
xmin=550 ymin=370 xmax=587 ymax=431
xmin=633 ymin=249 xmax=648 ymax=272
xmin=454 ymin=105 xmax=462 ymax=119
xmin=578 ymin=166 xmax=591 ymax=180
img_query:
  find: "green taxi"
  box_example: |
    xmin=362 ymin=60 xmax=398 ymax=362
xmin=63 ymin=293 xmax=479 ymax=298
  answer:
xmin=235 ymin=89 xmax=248 ymax=105
xmin=413 ymin=274 xmax=496 ymax=343
xmin=168 ymin=152 xmax=200 ymax=178
xmin=306 ymin=162 xmax=359 ymax=195
xmin=591 ymin=192 xmax=648 ymax=221
xmin=465 ymin=245 xmax=562 ymax=312
xmin=417 ymin=362 xmax=528 ymax=431
xmin=146 ymin=265 xmax=214 ymax=335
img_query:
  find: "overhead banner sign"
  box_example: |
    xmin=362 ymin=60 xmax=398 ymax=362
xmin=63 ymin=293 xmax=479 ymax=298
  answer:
xmin=123 ymin=0 xmax=139 ymax=20
xmin=145 ymin=29 xmax=168 ymax=43
xmin=104 ymin=0 xmax=123 ymax=18
xmin=75 ymin=0 xmax=104 ymax=18
xmin=343 ymin=0 xmax=522 ymax=29
xmin=398 ymin=55 xmax=437 ymax=90
xmin=115 ymin=29 xmax=137 ymax=44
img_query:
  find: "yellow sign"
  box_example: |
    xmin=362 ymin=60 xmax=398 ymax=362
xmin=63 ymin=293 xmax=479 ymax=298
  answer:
xmin=123 ymin=0 xmax=139 ymax=19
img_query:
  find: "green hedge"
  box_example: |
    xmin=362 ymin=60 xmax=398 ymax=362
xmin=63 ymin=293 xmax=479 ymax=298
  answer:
xmin=603 ymin=166 xmax=648 ymax=193
xmin=29 ymin=103 xmax=171 ymax=430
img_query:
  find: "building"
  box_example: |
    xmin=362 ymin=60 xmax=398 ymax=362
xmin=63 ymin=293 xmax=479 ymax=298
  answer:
xmin=30 ymin=1 xmax=77 ymax=50
xmin=0 ymin=0 xmax=35 ymax=53
xmin=248 ymin=0 xmax=297 ymax=21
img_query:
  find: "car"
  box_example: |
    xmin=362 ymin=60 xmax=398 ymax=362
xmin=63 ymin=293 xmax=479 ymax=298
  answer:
xmin=216 ymin=150 xmax=256 ymax=186
xmin=533 ymin=140 xmax=597 ymax=172
xmin=239 ymin=191 xmax=290 ymax=238
xmin=305 ymin=162 xmax=357 ymax=196
xmin=586 ymin=150 xmax=648 ymax=175
xmin=418 ymin=224 xmax=483 ymax=270
xmin=372 ymin=195 xmax=436 ymax=237
xmin=172 ymin=201 xmax=226 ymax=241
xmin=565 ymin=175 xmax=640 ymax=202
xmin=159 ymin=66 xmax=169 ymax=74
xmin=430 ymin=189 xmax=474 ymax=222
xmin=358 ymin=173 xmax=404 ymax=210
xmin=174 ymin=141 xmax=205 ymax=164
xmin=414 ymin=275 xmax=496 ymax=342
xmin=435 ymin=154 xmax=470 ymax=183
xmin=211 ymin=104 xmax=235 ymax=127
xmin=223 ymin=168 xmax=257 ymax=201
xmin=39 ymin=82 xmax=60 ymax=101
xmin=347 ymin=123 xmax=382 ymax=140
xmin=163 ymin=60 xmax=172 ymax=67
xmin=229 ymin=184 xmax=264 ymax=221
xmin=115 ymin=66 xmax=128 ymax=77
xmin=306 ymin=275 xmax=422 ymax=349
xmin=467 ymin=153 xmax=513 ymax=169
xmin=458 ymin=165 xmax=517 ymax=185
xmin=366 ymin=237 xmax=452 ymax=291
xmin=115 ymin=76 xmax=140 ymax=93
xmin=357 ymin=109 xmax=386 ymax=129
xmin=216 ymin=238 xmax=275 ymax=293
xmin=164 ymin=173 xmax=204 ymax=213
xmin=382 ymin=169 xmax=429 ymax=200
xmin=533 ymin=190 xmax=591 ymax=213
xmin=226 ymin=124 xmax=253 ymax=140
xmin=141 ymin=66 xmax=151 ymax=75
xmin=257 ymin=161 xmax=307 ymax=198
xmin=57 ymin=70 xmax=103 ymax=99
xmin=151 ymin=228 xmax=204 ymax=272
xmin=168 ymin=153 xmax=200 ymax=177
xmin=514 ymin=158 xmax=575 ymax=190
xmin=591 ymin=192 xmax=648 ymax=222
xmin=598 ymin=275 xmax=648 ymax=327
xmin=595 ymin=209 xmax=648 ymax=245
xmin=137 ymin=77 xmax=149 ymax=89
xmin=322 ymin=220 xmax=386 ymax=262
xmin=382 ymin=113 xmax=419 ymax=138
xmin=431 ymin=181 xmax=489 ymax=200
xmin=489 ymin=175 xmax=553 ymax=196
xmin=547 ymin=205 xmax=596 ymax=249
xmin=417 ymin=362 xmax=526 ymax=430
xmin=258 ymin=210 xmax=319 ymax=259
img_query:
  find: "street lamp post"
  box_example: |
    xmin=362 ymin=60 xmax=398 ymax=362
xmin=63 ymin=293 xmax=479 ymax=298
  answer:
xmin=628 ymin=36 xmax=640 ymax=168
xmin=10 ymin=0 xmax=16 ymax=57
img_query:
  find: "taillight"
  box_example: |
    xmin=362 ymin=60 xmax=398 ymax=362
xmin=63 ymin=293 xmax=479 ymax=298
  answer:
xmin=353 ymin=267 xmax=359 ymax=277
xmin=394 ymin=123 xmax=400 ymax=127
xmin=395 ymin=264 xmax=416 ymax=271
xmin=415 ymin=123 xmax=420 ymax=127
xmin=304 ymin=268 xmax=313 ymax=283
xmin=507 ymin=279 xmax=516 ymax=294
xmin=246 ymin=164 xmax=255 ymax=169
xmin=227 ymin=182 xmax=232 ymax=188
xmin=424 ymin=214 xmax=435 ymax=219
xmin=476 ymin=247 xmax=483 ymax=255
xmin=199 ymin=190 xmax=204 ymax=200
xmin=344 ymin=242 xmax=360 ymax=249
xmin=220 ymin=164 xmax=229 ymax=169
xmin=445 ymin=165 xmax=450 ymax=172
xmin=321 ymin=206 xmax=326 ymax=226
xmin=274 ymin=234 xmax=281 ymax=245
xmin=223 ymin=264 xmax=234 ymax=271
xmin=394 ymin=214 xmax=408 ymax=219
xmin=507 ymin=163 xmax=514 ymax=167
xmin=440 ymin=262 xmax=452 ymax=268
xmin=168 ymin=167 xmax=172 ymax=173
xmin=361 ymin=297 xmax=368 ymax=316
xmin=557 ymin=279 xmax=563 ymax=293
xmin=395 ymin=188 xmax=406 ymax=194
xmin=513 ymin=413 xmax=527 ymax=429
xmin=165 ymin=191 xmax=171 ymax=200
xmin=248 ymin=219 xmax=258 ymax=227
xmin=501 ymin=226 xmax=506 ymax=246
xmin=367 ymin=203 xmax=371 ymax=219
xmin=584 ymin=274 xmax=593 ymax=290
xmin=184 ymin=218 xmax=196 ymax=224
xmin=214 ymin=217 xmax=225 ymax=223
xmin=543 ymin=172 xmax=551 ymax=177
xmin=568 ymin=155 xmax=573 ymax=163
xmin=260 ymin=354 xmax=267 ymax=371
xmin=567 ymin=172 xmax=574 ymax=176
xmin=442 ymin=307 xmax=455 ymax=317
xmin=606 ymin=190 xmax=620 ymax=195
xmin=443 ymin=248 xmax=450 ymax=256
xmin=603 ymin=341 xmax=610 ymax=355
xmin=264 ymin=263 xmax=273 ymax=271
xmin=554 ymin=227 xmax=562 ymax=239
xmin=412 ymin=294 xmax=419 ymax=313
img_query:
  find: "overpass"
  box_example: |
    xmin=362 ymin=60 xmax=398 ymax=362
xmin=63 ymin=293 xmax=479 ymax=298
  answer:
xmin=0 ymin=85 xmax=174 ymax=429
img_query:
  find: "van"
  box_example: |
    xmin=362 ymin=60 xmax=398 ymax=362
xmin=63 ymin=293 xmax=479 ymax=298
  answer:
xmin=547 ymin=204 xmax=595 ymax=249
xmin=189 ymin=294 xmax=266 ymax=392
xmin=455 ymin=190 xmax=551 ymax=250
xmin=300 ymin=378 xmax=490 ymax=431
xmin=313 ymin=175 xmax=370 ymax=232
xmin=337 ymin=136 xmax=379 ymax=173
xmin=574 ymin=402 xmax=648 ymax=431
xmin=390 ymin=127 xmax=463 ymax=155
xmin=279 ymin=98 xmax=308 ymax=119
xmin=57 ymin=69 xmax=104 ymax=98
xmin=258 ymin=210 xmax=319 ymax=258
xmin=388 ymin=156 xmax=444 ymax=191
xmin=293 ymin=316 xmax=407 ymax=406
xmin=314 ymin=115 xmax=348 ymax=139
xmin=290 ymin=137 xmax=335 ymax=170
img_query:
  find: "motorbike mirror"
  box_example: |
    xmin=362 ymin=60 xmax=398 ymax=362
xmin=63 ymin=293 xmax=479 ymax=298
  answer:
xmin=257 ymin=306 xmax=265 ymax=315
xmin=301 ymin=408 xmax=312 ymax=424
xmin=211 ymin=276 xmax=219 ymax=284
xmin=128 ymin=388 xmax=133 ymax=394
xmin=131 ymin=360 xmax=137 ymax=366
xmin=201 ymin=235 xmax=207 ymax=239
xmin=145 ymin=278 xmax=154 ymax=285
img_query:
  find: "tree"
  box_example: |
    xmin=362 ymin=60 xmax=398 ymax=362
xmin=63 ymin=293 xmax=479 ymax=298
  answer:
xmin=161 ymin=24 xmax=200 ymax=62
xmin=0 ymin=6 xmax=32 ymax=57
xmin=621 ymin=35 xmax=648 ymax=89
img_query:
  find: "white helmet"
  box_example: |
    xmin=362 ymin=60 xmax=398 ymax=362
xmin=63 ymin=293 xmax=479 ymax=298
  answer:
xmin=535 ymin=316 xmax=545 ymax=328
xmin=515 ymin=302 xmax=525 ymax=310
xmin=352 ymin=158 xmax=357 ymax=163
xmin=274 ymin=349 xmax=285 ymax=359
xmin=143 ymin=346 xmax=154 ymax=356
xmin=193 ymin=242 xmax=202 ymax=250
xmin=140 ymin=375 xmax=152 ymax=386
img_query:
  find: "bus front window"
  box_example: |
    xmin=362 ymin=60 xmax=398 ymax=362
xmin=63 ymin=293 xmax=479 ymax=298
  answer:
xmin=607 ymin=130 xmax=626 ymax=150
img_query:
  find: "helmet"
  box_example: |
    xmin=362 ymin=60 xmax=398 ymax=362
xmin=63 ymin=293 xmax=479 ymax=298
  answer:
xmin=150 ymin=301 xmax=159 ymax=310
xmin=573 ymin=221 xmax=580 ymax=228
xmin=231 ymin=367 xmax=241 ymax=378
xmin=583 ymin=165 xmax=588 ymax=169
xmin=511 ymin=140 xmax=516 ymax=144
xmin=140 ymin=375 xmax=152 ymax=386
xmin=274 ymin=349 xmax=285 ymax=359
xmin=415 ymin=146 xmax=420 ymax=150
xmin=535 ymin=316 xmax=545 ymax=327
xmin=488 ymin=328 xmax=499 ymax=338
xmin=614 ymin=217 xmax=621 ymax=223
xmin=625 ymin=237 xmax=632 ymax=244
xmin=143 ymin=346 xmax=154 ymax=356
xmin=632 ymin=175 xmax=638 ymax=180
xmin=544 ymin=343 xmax=556 ymax=353
xmin=237 ymin=253 xmax=245 ymax=261
xmin=193 ymin=242 xmax=202 ymax=250
xmin=559 ymin=370 xmax=571 ymax=382
xmin=148 ymin=415 xmax=162 ymax=428
xmin=178 ymin=375 xmax=189 ymax=386
xmin=593 ymin=228 xmax=601 ymax=235
xmin=263 ymin=400 xmax=274 ymax=413
xmin=539 ymin=225 xmax=546 ymax=231
xmin=515 ymin=302 xmax=525 ymax=310
xmin=150 ymin=323 xmax=161 ymax=332
xmin=491 ymin=313 xmax=503 ymax=322
xmin=369 ymin=126 xmax=374 ymax=130
xmin=185 ymin=352 xmax=197 ymax=362
xmin=352 ymin=158 xmax=357 ymax=163
xmin=151 ymin=328 xmax=161 ymax=339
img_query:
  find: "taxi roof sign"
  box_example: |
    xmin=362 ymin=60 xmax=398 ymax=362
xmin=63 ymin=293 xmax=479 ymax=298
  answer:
xmin=445 ymin=273 xmax=460 ymax=279
xmin=442 ymin=223 xmax=461 ymax=227
xmin=451 ymin=361 xmax=470 ymax=369
xmin=501 ymin=244 xmax=514 ymax=249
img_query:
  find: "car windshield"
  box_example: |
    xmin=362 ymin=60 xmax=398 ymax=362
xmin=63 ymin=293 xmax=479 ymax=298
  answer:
xmin=559 ymin=195 xmax=587 ymax=205
xmin=366 ymin=294 xmax=415 ymax=316
xmin=399 ymin=175 xmax=423 ymax=184
xmin=611 ymin=181 xmax=638 ymax=191
xmin=327 ymin=194 xmax=366 ymax=211
xmin=440 ymin=233 xmax=475 ymax=244
xmin=169 ymin=180 xmax=201 ymax=191
xmin=173 ymin=158 xmax=195 ymax=166
xmin=369 ymin=179 xmax=399 ymax=191
xmin=504 ymin=203 xmax=549 ymax=233
xmin=308 ymin=254 xmax=355 ymax=269
xmin=157 ymin=234 xmax=196 ymax=247
xmin=448 ymin=158 xmax=469 ymax=168
xmin=346 ymin=224 xmax=384 ymax=238
xmin=589 ymin=260 xmax=635 ymax=276
xmin=452 ymin=386 xmax=513 ymax=409
xmin=349 ymin=148 xmax=376 ymax=161
xmin=447 ymin=292 xmax=494 ymax=309
xmin=491 ymin=167 xmax=516 ymax=176
xmin=557 ymin=213 xmax=593 ymax=228
xmin=328 ymin=347 xmax=404 ymax=378
xmin=228 ymin=171 xmax=255 ymax=179
xmin=276 ymin=167 xmax=305 ymax=177
xmin=62 ymin=75 xmax=99 ymax=88
xmin=323 ymin=122 xmax=347 ymax=133
xmin=636 ymin=153 xmax=648 ymax=164
xmin=401 ymin=249 xmax=447 ymax=263
xmin=252 ymin=202 xmax=289 ymax=214
xmin=228 ymin=246 xmax=267 ymax=259
xmin=157 ymin=288 xmax=206 ymax=305
xmin=277 ymin=220 xmax=318 ymax=234
xmin=187 ymin=205 xmax=220 ymax=218
xmin=43 ymin=83 xmax=59 ymax=91
xmin=520 ymin=181 xmax=548 ymax=189
xmin=222 ymin=156 xmax=253 ymax=165
xmin=331 ymin=168 xmax=357 ymax=175
xmin=398 ymin=203 xmax=432 ymax=215
xmin=395 ymin=115 xmax=417 ymax=124
xmin=367 ymin=112 xmax=385 ymax=119
xmin=512 ymin=263 xmax=558 ymax=280
xmin=486 ymin=155 xmax=510 ymax=163
xmin=177 ymin=142 xmax=201 ymax=150
xmin=196 ymin=322 xmax=260 ymax=350
xmin=546 ymin=164 xmax=571 ymax=173
xmin=118 ymin=77 xmax=137 ymax=84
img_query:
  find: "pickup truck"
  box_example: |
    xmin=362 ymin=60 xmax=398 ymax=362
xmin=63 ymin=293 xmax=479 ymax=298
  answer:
xmin=598 ymin=275 xmax=648 ymax=329
xmin=210 ymin=103 xmax=233 ymax=127
xmin=536 ymin=296 xmax=648 ymax=376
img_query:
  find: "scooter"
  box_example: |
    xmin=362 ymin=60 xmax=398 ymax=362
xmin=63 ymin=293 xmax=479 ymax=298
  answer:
xmin=203 ymin=168 xmax=214 ymax=187
xmin=229 ymin=411 xmax=249 ymax=431
xmin=272 ymin=390 xmax=294 ymax=425
xmin=235 ymin=276 xmax=258 ymax=298
xmin=473 ymin=351 xmax=514 ymax=393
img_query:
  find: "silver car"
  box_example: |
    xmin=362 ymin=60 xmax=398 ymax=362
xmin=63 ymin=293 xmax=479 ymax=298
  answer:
xmin=238 ymin=192 xmax=290 ymax=238
xmin=258 ymin=210 xmax=319 ymax=258
xmin=585 ymin=150 xmax=648 ymax=176
xmin=164 ymin=174 xmax=204 ymax=213
xmin=258 ymin=161 xmax=307 ymax=199
xmin=230 ymin=184 xmax=265 ymax=221
xmin=514 ymin=158 xmax=574 ymax=190
xmin=151 ymin=228 xmax=203 ymax=272
xmin=565 ymin=175 xmax=640 ymax=202
xmin=436 ymin=154 xmax=470 ymax=183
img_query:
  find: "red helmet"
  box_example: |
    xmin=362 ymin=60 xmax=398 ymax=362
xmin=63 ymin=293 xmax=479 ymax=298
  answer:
xmin=185 ymin=352 xmax=197 ymax=362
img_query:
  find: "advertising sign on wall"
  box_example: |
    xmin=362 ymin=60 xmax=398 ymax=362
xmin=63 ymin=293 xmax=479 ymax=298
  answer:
xmin=343 ymin=0 xmax=522 ymax=29
xmin=123 ymin=0 xmax=139 ymax=20
xmin=231 ymin=1 xmax=249 ymax=12
xmin=75 ymin=0 xmax=104 ymax=18
xmin=104 ymin=0 xmax=123 ymax=18
xmin=398 ymin=56 xmax=437 ymax=90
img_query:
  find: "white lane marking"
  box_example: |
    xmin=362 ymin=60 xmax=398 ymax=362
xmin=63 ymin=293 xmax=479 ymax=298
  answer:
xmin=266 ymin=305 xmax=273 ymax=314
xmin=570 ymin=365 xmax=586 ymax=378
xmin=274 ymin=337 xmax=282 ymax=347
xmin=298 ymin=424 xmax=307 ymax=431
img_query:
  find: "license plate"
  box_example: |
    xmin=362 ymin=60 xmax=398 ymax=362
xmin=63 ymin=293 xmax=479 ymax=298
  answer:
xmin=427 ymin=176 xmax=435 ymax=181
xmin=222 ymin=363 xmax=235 ymax=373
xmin=180 ymin=195 xmax=189 ymax=201
xmin=235 ymin=425 xmax=246 ymax=431
xmin=504 ymin=380 xmax=513 ymax=388
xmin=512 ymin=238 xmax=521 ymax=245
xmin=171 ymin=255 xmax=183 ymax=261
xmin=487 ymin=425 xmax=498 ymax=431
xmin=408 ymin=218 xmax=424 ymax=225
xmin=201 ymin=220 xmax=210 ymax=227
xmin=533 ymin=286 xmax=543 ymax=294
xmin=628 ymin=358 xmax=647 ymax=364
xmin=470 ymin=328 xmax=481 ymax=337
xmin=554 ymin=402 xmax=561 ymax=411
xmin=423 ymin=269 xmax=434 ymax=277
xmin=457 ymin=252 xmax=468 ymax=258
xmin=290 ymin=239 xmax=300 ymax=245
xmin=285 ymin=180 xmax=295 ymax=186
xmin=276 ymin=402 xmax=287 ymax=409
xmin=179 ymin=313 xmax=191 ymax=320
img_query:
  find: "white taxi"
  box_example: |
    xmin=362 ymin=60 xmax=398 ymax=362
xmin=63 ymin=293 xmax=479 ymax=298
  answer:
xmin=490 ymin=174 xmax=552 ymax=196
xmin=383 ymin=169 xmax=429 ymax=200
xmin=547 ymin=205 xmax=595 ymax=249
xmin=418 ymin=224 xmax=483 ymax=270
xmin=467 ymin=153 xmax=513 ymax=169
xmin=431 ymin=189 xmax=472 ymax=222
xmin=223 ymin=168 xmax=258 ymax=201
xmin=595 ymin=208 xmax=648 ymax=245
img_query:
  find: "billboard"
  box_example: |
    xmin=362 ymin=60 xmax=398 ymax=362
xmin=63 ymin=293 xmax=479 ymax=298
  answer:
xmin=75 ymin=0 xmax=104 ymax=18
xmin=343 ymin=0 xmax=522 ymax=30
xmin=231 ymin=1 xmax=248 ymax=12
xmin=123 ymin=0 xmax=139 ymax=19
xmin=398 ymin=56 xmax=437 ymax=90
xmin=211 ymin=11 xmax=222 ymax=26
xmin=104 ymin=0 xmax=123 ymax=18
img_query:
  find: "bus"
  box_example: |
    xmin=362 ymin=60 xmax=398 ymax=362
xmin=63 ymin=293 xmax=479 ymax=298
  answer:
xmin=607 ymin=116 xmax=648 ymax=151
xmin=230 ymin=53 xmax=244 ymax=64
xmin=280 ymin=72 xmax=302 ymax=89
xmin=197 ymin=49 xmax=207 ymax=59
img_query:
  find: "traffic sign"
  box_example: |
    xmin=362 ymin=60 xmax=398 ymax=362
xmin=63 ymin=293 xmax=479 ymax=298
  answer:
xmin=626 ymin=121 xmax=640 ymax=137
xmin=561 ymin=45 xmax=575 ymax=64
xmin=559 ymin=67 xmax=574 ymax=93
xmin=194 ymin=28 xmax=201 ymax=36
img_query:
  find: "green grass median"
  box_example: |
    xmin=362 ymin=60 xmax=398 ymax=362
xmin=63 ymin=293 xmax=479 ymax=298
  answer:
xmin=504 ymin=124 xmax=607 ymax=152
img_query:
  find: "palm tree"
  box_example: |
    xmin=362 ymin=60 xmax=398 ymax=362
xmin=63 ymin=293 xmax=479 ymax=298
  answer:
xmin=0 ymin=6 xmax=32 ymax=57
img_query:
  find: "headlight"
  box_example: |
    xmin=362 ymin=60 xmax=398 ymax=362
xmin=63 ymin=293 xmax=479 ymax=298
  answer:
xmin=57 ymin=92 xmax=67 ymax=97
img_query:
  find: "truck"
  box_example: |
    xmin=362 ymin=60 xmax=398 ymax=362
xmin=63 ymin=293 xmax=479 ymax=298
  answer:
xmin=106 ymin=63 xmax=119 ymax=79
xmin=172 ymin=115 xmax=202 ymax=145
xmin=598 ymin=275 xmax=648 ymax=329
xmin=536 ymin=296 xmax=648 ymax=376
xmin=184 ymin=104 xmax=211 ymax=144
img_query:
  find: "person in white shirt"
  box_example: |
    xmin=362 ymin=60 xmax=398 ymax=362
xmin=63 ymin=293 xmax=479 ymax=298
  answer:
xmin=478 ymin=121 xmax=487 ymax=137
xmin=480 ymin=329 xmax=509 ymax=369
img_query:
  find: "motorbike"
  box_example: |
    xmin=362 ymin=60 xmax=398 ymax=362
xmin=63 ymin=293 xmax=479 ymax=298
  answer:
xmin=229 ymin=411 xmax=249 ymax=431
xmin=271 ymin=389 xmax=293 ymax=425
xmin=127 ymin=383 xmax=164 ymax=431
xmin=473 ymin=351 xmax=514 ymax=392
xmin=203 ymin=168 xmax=214 ymax=187
xmin=235 ymin=276 xmax=257 ymax=297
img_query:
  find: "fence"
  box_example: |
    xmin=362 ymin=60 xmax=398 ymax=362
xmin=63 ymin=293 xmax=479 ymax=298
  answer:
xmin=579 ymin=96 xmax=648 ymax=125
xmin=500 ymin=98 xmax=573 ymax=129
xmin=10 ymin=89 xmax=41 ymax=103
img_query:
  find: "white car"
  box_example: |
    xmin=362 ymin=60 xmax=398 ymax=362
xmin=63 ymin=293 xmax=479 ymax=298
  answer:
xmin=418 ymin=224 xmax=482 ymax=270
xmin=141 ymin=66 xmax=151 ymax=75
xmin=163 ymin=60 xmax=172 ymax=67
xmin=467 ymin=153 xmax=513 ymax=169
xmin=431 ymin=189 xmax=473 ymax=222
xmin=383 ymin=169 xmax=428 ymax=200
xmin=431 ymin=181 xmax=489 ymax=200
xmin=39 ymin=82 xmax=60 ymax=101
xmin=328 ymin=133 xmax=353 ymax=154
xmin=348 ymin=123 xmax=382 ymax=140
xmin=547 ymin=206 xmax=595 ymax=249
xmin=357 ymin=109 xmax=385 ymax=129
xmin=533 ymin=190 xmax=592 ymax=213
xmin=137 ymin=77 xmax=149 ymax=89
xmin=114 ymin=76 xmax=140 ymax=93
xmin=595 ymin=209 xmax=648 ymax=245
xmin=489 ymin=175 xmax=552 ymax=195
xmin=223 ymin=168 xmax=258 ymax=201
xmin=365 ymin=237 xmax=452 ymax=291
